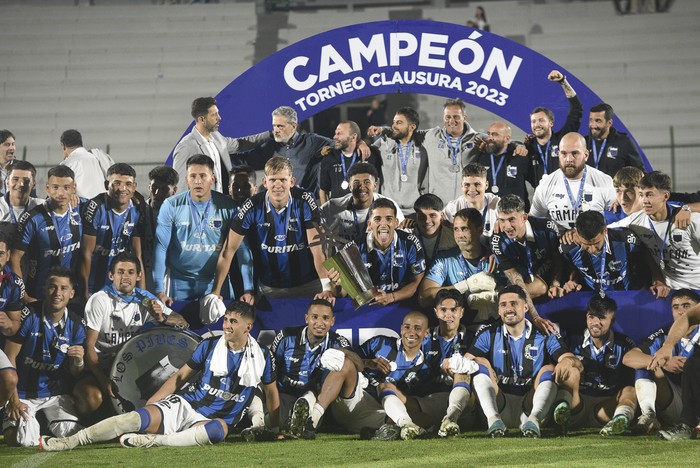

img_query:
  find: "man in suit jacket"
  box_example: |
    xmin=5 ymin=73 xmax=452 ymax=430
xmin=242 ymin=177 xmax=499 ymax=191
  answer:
xmin=172 ymin=97 xmax=271 ymax=195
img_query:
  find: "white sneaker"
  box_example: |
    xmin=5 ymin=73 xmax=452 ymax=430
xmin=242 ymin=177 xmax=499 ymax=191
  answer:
xmin=438 ymin=417 xmax=460 ymax=438
xmin=119 ymin=433 xmax=159 ymax=448
xmin=38 ymin=436 xmax=74 ymax=452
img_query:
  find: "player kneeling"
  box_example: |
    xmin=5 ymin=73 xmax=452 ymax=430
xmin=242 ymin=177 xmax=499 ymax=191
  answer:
xmin=39 ymin=302 xmax=281 ymax=450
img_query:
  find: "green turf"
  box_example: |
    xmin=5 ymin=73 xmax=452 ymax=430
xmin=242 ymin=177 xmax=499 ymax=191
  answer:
xmin=0 ymin=430 xmax=697 ymax=467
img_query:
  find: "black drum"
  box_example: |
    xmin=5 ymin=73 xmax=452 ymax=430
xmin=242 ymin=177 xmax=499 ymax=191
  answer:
xmin=109 ymin=327 xmax=201 ymax=414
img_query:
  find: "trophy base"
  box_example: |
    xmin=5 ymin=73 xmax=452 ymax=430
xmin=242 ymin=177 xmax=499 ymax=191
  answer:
xmin=352 ymin=287 xmax=380 ymax=309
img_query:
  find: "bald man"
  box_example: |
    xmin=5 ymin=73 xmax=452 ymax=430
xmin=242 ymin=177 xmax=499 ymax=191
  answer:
xmin=474 ymin=122 xmax=537 ymax=210
xmin=530 ymin=132 xmax=616 ymax=231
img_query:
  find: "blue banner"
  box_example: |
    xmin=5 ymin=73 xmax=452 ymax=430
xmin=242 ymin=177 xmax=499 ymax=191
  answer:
xmin=166 ymin=20 xmax=650 ymax=170
xmin=172 ymin=290 xmax=681 ymax=347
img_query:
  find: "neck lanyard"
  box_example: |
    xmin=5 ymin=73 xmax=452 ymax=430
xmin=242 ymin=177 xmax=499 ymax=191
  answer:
xmin=591 ymin=139 xmax=607 ymax=168
xmin=340 ymin=151 xmax=357 ymax=181
xmin=397 ymin=141 xmax=413 ymax=177
xmin=375 ymin=239 xmax=395 ymax=290
xmin=593 ymin=242 xmax=608 ymax=296
xmin=444 ymin=130 xmax=463 ymax=170
xmin=647 ymin=205 xmax=672 ymax=269
xmin=489 ymin=152 xmax=506 ymax=186
xmin=49 ymin=209 xmax=71 ymax=248
xmin=563 ymin=167 xmax=588 ymax=215
xmin=188 ymin=194 xmax=212 ymax=241
xmin=506 ymin=232 xmax=534 ymax=280
xmin=536 ymin=141 xmax=551 ymax=173
xmin=458 ymin=253 xmax=478 ymax=278
xmin=5 ymin=192 xmax=29 ymax=224
xmin=43 ymin=310 xmax=69 ymax=355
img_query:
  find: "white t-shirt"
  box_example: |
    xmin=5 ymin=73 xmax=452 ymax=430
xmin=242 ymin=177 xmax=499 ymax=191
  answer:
xmin=84 ymin=290 xmax=173 ymax=365
xmin=0 ymin=195 xmax=44 ymax=223
xmin=443 ymin=192 xmax=499 ymax=244
xmin=530 ymin=166 xmax=616 ymax=231
xmin=609 ymin=209 xmax=700 ymax=289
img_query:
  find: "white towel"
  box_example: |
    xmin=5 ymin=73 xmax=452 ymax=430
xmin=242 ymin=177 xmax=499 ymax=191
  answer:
xmin=209 ymin=335 xmax=267 ymax=387
xmin=200 ymin=294 xmax=226 ymax=325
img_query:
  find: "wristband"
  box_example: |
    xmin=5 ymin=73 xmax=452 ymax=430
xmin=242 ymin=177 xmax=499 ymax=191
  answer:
xmin=558 ymin=75 xmax=566 ymax=83
xmin=320 ymin=278 xmax=332 ymax=292
xmin=76 ymin=360 xmax=84 ymax=368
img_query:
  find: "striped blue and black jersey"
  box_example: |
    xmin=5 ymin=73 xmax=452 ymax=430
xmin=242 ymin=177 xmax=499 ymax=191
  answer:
xmin=82 ymin=195 xmax=143 ymax=293
xmin=469 ymin=319 xmax=568 ymax=395
xmin=9 ymin=307 xmax=86 ymax=399
xmin=231 ymin=187 xmax=320 ymax=288
xmin=180 ymin=337 xmax=275 ymax=427
xmin=565 ymin=330 xmax=636 ymax=396
xmin=153 ymin=191 xmax=237 ymax=295
xmin=360 ymin=335 xmax=439 ymax=397
xmin=356 ymin=229 xmax=426 ymax=292
xmin=491 ymin=217 xmax=560 ymax=282
xmin=0 ymin=264 xmax=25 ymax=314
xmin=270 ymin=325 xmax=351 ymax=397
xmin=637 ymin=325 xmax=700 ymax=385
xmin=560 ymin=227 xmax=650 ymax=292
xmin=423 ymin=325 xmax=472 ymax=391
xmin=15 ymin=204 xmax=83 ymax=299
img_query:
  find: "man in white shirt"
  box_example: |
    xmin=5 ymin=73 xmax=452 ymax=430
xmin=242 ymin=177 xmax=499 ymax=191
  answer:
xmin=59 ymin=129 xmax=109 ymax=200
xmin=609 ymin=171 xmax=700 ymax=290
xmin=0 ymin=160 xmax=44 ymax=224
xmin=529 ymin=132 xmax=616 ymax=231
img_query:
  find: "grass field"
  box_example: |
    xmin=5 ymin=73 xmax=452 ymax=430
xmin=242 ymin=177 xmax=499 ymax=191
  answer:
xmin=1 ymin=430 xmax=697 ymax=467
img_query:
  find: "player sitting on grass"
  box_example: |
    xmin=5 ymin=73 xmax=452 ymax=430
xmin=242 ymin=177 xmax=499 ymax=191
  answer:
xmin=270 ymin=298 xmax=363 ymax=440
xmin=466 ymin=285 xmax=581 ymax=438
xmin=553 ymin=295 xmax=637 ymax=436
xmin=39 ymin=301 xmax=281 ymax=450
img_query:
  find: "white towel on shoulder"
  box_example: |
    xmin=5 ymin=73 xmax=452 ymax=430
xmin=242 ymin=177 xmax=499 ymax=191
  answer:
xmin=209 ymin=335 xmax=267 ymax=387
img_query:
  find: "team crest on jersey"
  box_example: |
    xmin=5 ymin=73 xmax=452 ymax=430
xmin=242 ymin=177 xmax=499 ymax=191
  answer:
xmin=288 ymin=218 xmax=299 ymax=232
xmin=507 ymin=165 xmax=517 ymax=178
xmin=208 ymin=218 xmax=223 ymax=230
xmin=583 ymin=193 xmax=593 ymax=202
xmin=672 ymin=231 xmax=684 ymax=242
xmin=524 ymin=344 xmax=539 ymax=360
xmin=605 ymin=353 xmax=619 ymax=368
xmin=551 ymin=145 xmax=559 ymax=157
xmin=608 ymin=147 xmax=618 ymax=158
xmin=393 ymin=251 xmax=405 ymax=267
xmin=404 ymin=371 xmax=417 ymax=384
xmin=608 ymin=260 xmax=622 ymax=272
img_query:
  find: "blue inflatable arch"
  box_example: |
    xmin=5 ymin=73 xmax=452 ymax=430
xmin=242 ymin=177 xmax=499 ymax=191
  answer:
xmin=168 ymin=20 xmax=650 ymax=170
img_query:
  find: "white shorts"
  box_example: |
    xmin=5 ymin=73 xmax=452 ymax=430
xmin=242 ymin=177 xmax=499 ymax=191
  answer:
xmin=2 ymin=395 xmax=82 ymax=447
xmin=569 ymin=394 xmax=612 ymax=428
xmin=0 ymin=349 xmax=12 ymax=370
xmin=658 ymin=379 xmax=683 ymax=425
xmin=331 ymin=373 xmax=385 ymax=434
xmin=150 ymin=394 xmax=209 ymax=434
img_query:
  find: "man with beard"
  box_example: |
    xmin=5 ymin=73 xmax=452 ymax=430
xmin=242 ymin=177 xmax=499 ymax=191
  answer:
xmin=319 ymin=121 xmax=381 ymax=204
xmin=530 ymin=132 xmax=616 ymax=231
xmin=327 ymin=198 xmax=425 ymax=306
xmin=0 ymin=160 xmax=43 ymax=225
xmin=585 ymin=103 xmax=645 ymax=177
xmin=474 ymin=122 xmax=536 ymax=210
xmin=320 ymin=163 xmax=402 ymax=245
xmin=524 ymin=70 xmax=582 ymax=185
xmin=172 ymin=97 xmax=271 ymax=195
xmin=552 ymin=296 xmax=638 ymax=436
xmin=370 ymin=107 xmax=425 ymax=216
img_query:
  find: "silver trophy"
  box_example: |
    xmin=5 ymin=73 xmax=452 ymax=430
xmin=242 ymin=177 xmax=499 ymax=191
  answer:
xmin=312 ymin=221 xmax=379 ymax=309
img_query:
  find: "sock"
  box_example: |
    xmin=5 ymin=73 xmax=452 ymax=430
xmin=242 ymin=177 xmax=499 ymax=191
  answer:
xmin=247 ymin=395 xmax=265 ymax=428
xmin=635 ymin=378 xmax=657 ymax=415
xmin=445 ymin=383 xmax=471 ymax=421
xmin=529 ymin=380 xmax=557 ymax=423
xmin=555 ymin=388 xmax=573 ymax=407
xmin=310 ymin=403 xmax=325 ymax=429
xmin=472 ymin=372 xmax=500 ymax=424
xmin=613 ymin=404 xmax=635 ymax=421
xmin=380 ymin=391 xmax=412 ymax=427
xmin=151 ymin=421 xmax=222 ymax=447
xmin=301 ymin=390 xmax=317 ymax=409
xmin=69 ymin=411 xmax=141 ymax=448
